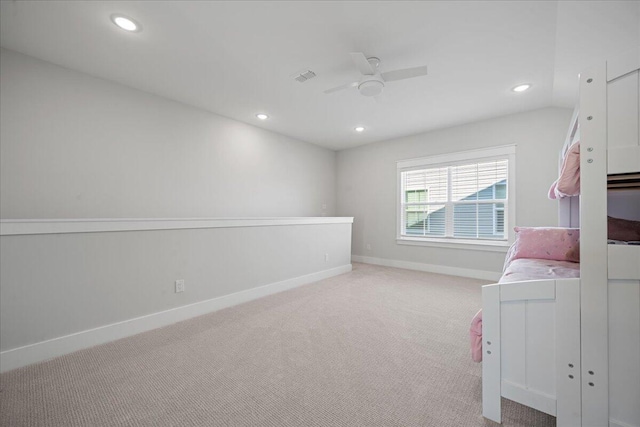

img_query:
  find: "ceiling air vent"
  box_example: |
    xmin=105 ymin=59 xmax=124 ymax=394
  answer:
xmin=292 ymin=70 xmax=316 ymax=83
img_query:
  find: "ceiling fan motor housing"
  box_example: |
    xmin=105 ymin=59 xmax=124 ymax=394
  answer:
xmin=358 ymin=78 xmax=384 ymax=96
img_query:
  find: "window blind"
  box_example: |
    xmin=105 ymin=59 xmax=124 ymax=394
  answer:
xmin=400 ymin=159 xmax=508 ymax=241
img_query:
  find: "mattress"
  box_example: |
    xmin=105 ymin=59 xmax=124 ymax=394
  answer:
xmin=499 ymin=258 xmax=580 ymax=284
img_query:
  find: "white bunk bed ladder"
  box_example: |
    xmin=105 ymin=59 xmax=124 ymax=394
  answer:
xmin=482 ymin=278 xmax=582 ymax=425
xmin=580 ymin=47 xmax=640 ymax=427
xmin=579 ymin=55 xmax=610 ymax=427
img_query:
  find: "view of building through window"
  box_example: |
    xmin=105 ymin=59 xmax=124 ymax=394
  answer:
xmin=401 ymin=159 xmax=508 ymax=241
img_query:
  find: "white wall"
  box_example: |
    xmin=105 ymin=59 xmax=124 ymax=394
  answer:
xmin=552 ymin=1 xmax=640 ymax=107
xmin=336 ymin=107 xmax=573 ymax=276
xmin=0 ymin=48 xmax=350 ymax=372
xmin=0 ymin=48 xmax=336 ymax=219
xmin=0 ymin=220 xmax=353 ymax=371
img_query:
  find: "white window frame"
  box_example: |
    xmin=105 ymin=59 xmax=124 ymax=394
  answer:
xmin=396 ymin=145 xmax=516 ymax=252
xmin=492 ymin=183 xmax=506 ymax=236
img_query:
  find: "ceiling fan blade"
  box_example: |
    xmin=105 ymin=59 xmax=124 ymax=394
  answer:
xmin=324 ymin=81 xmax=358 ymax=94
xmin=381 ymin=65 xmax=428 ymax=82
xmin=350 ymin=52 xmax=376 ymax=75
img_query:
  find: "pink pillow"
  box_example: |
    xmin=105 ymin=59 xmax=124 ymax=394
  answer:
xmin=509 ymin=227 xmax=580 ymax=263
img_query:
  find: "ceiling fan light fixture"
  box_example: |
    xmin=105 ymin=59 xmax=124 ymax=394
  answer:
xmin=512 ymin=84 xmax=531 ymax=92
xmin=358 ymin=80 xmax=384 ymax=97
xmin=111 ymin=14 xmax=141 ymax=32
xmin=324 ymin=53 xmax=427 ymax=97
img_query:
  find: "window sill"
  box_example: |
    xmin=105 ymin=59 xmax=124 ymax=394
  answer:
xmin=396 ymin=236 xmax=510 ymax=252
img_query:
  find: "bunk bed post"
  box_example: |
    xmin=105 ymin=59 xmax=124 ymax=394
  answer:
xmin=481 ymin=284 xmax=501 ymax=423
xmin=555 ymin=278 xmax=582 ymax=425
xmin=578 ymin=62 xmax=609 ymax=426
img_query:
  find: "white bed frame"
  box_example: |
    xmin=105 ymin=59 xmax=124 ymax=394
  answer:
xmin=482 ymin=47 xmax=640 ymax=427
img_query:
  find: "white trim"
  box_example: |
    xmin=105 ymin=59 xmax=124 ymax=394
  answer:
xmin=501 ymin=380 xmax=557 ymax=416
xmin=0 ymin=264 xmax=352 ymax=373
xmin=0 ymin=217 xmax=354 ymax=236
xmin=610 ymin=419 xmax=640 ymax=427
xmin=396 ymin=237 xmax=509 ymax=252
xmin=352 ymin=254 xmax=501 ymax=281
xmin=397 ymin=144 xmax=516 ymax=170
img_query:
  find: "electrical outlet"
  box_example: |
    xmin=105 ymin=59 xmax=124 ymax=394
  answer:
xmin=175 ymin=279 xmax=185 ymax=293
xmin=325 ymin=253 xmax=329 ymax=262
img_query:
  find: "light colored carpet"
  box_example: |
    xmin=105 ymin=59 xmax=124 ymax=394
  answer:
xmin=0 ymin=262 xmax=555 ymax=427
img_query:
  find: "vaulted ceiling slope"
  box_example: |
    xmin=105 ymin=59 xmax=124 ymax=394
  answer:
xmin=1 ymin=1 xmax=638 ymax=150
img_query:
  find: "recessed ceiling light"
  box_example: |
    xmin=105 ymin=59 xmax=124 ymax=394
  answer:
xmin=354 ymin=127 xmax=365 ymax=132
xmin=512 ymin=84 xmax=531 ymax=93
xmin=256 ymin=113 xmax=269 ymax=120
xmin=111 ymin=14 xmax=141 ymax=32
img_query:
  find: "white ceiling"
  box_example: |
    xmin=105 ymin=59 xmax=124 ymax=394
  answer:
xmin=1 ymin=1 xmax=638 ymax=150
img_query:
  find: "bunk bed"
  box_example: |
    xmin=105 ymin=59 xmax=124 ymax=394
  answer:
xmin=479 ymin=48 xmax=640 ymax=426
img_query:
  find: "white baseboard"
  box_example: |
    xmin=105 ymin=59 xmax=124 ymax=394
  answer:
xmin=610 ymin=419 xmax=639 ymax=427
xmin=0 ymin=264 xmax=352 ymax=373
xmin=352 ymin=255 xmax=501 ymax=282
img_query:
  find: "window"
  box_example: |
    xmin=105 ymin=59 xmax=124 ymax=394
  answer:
xmin=493 ymin=183 xmax=506 ymax=236
xmin=397 ymin=145 xmax=515 ymax=248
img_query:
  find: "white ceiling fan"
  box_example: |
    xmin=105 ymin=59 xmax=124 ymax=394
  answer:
xmin=324 ymin=52 xmax=428 ymax=97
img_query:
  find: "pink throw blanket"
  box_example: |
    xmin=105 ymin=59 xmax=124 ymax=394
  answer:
xmin=470 ymin=309 xmax=483 ymax=362
xmin=548 ymin=141 xmax=580 ymax=199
